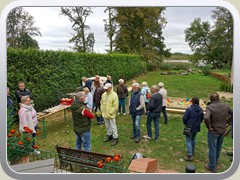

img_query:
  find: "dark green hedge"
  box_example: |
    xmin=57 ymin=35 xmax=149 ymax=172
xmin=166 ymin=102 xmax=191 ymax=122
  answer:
xmin=7 ymin=48 xmax=146 ymax=111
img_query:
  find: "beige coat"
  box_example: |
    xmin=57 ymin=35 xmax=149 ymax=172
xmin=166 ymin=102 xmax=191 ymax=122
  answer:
xmin=159 ymin=87 xmax=167 ymax=107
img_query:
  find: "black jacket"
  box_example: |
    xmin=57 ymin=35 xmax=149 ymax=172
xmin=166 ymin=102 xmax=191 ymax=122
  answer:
xmin=147 ymin=92 xmax=163 ymax=113
xmin=15 ymin=88 xmax=33 ymax=103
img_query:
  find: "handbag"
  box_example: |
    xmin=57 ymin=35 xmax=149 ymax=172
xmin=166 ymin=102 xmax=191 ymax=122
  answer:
xmin=146 ymin=90 xmax=151 ymax=99
xmin=183 ymin=126 xmax=192 ymax=136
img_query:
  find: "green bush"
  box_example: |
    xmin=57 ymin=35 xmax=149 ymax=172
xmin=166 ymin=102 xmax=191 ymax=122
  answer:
xmin=7 ymin=48 xmax=146 ymax=111
xmin=201 ymin=65 xmax=213 ymax=76
xmin=159 ymin=62 xmax=191 ymax=71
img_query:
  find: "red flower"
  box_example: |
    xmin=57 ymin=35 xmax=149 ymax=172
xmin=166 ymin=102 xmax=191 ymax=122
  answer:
xmin=33 ymin=145 xmax=39 ymax=149
xmin=23 ymin=126 xmax=29 ymax=130
xmin=97 ymin=161 xmax=104 ymax=168
xmin=10 ymin=129 xmax=16 ymax=134
xmin=113 ymin=155 xmax=120 ymax=162
xmin=115 ymin=153 xmax=121 ymax=158
xmin=26 ymin=137 xmax=31 ymax=141
xmin=18 ymin=141 xmax=23 ymax=145
xmin=7 ymin=133 xmax=12 ymax=138
xmin=105 ymin=157 xmax=112 ymax=163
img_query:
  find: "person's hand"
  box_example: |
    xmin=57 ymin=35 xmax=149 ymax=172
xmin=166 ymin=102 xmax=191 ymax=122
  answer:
xmin=209 ymin=128 xmax=213 ymax=131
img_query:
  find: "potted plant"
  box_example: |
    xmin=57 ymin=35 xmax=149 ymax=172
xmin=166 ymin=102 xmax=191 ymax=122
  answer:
xmin=7 ymin=128 xmax=35 ymax=165
xmin=7 ymin=108 xmax=39 ymax=165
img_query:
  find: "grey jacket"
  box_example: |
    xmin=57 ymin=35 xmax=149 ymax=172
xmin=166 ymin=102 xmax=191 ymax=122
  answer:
xmin=204 ymin=101 xmax=233 ymax=135
xmin=147 ymin=92 xmax=163 ymax=113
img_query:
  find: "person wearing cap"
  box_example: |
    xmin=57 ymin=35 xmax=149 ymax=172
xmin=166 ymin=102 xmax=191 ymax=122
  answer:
xmin=83 ymin=87 xmax=93 ymax=111
xmin=82 ymin=77 xmax=93 ymax=92
xmin=129 ymin=83 xmax=145 ymax=143
xmin=141 ymin=81 xmax=151 ymax=115
xmin=100 ymin=83 xmax=119 ymax=146
xmin=116 ymin=79 xmax=128 ymax=115
xmin=204 ymin=92 xmax=233 ymax=173
xmin=69 ymin=92 xmax=95 ymax=151
xmin=158 ymin=82 xmax=168 ymax=124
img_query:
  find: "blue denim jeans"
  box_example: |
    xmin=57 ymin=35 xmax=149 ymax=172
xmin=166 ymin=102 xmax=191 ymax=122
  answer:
xmin=118 ymin=98 xmax=126 ymax=113
xmin=75 ymin=130 xmax=91 ymax=151
xmin=185 ymin=132 xmax=197 ymax=156
xmin=146 ymin=112 xmax=160 ymax=140
xmin=131 ymin=115 xmax=141 ymax=138
xmin=161 ymin=106 xmax=168 ymax=124
xmin=207 ymin=132 xmax=225 ymax=171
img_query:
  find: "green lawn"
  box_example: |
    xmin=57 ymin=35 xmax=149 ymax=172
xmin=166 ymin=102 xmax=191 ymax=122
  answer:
xmin=35 ymin=70 xmax=232 ymax=173
xmin=126 ymin=70 xmax=222 ymax=99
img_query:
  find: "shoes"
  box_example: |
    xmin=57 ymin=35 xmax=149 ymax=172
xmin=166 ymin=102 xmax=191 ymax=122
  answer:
xmin=154 ymin=138 xmax=158 ymax=142
xmin=33 ymin=149 xmax=41 ymax=155
xmin=96 ymin=122 xmax=101 ymax=125
xmin=103 ymin=135 xmax=113 ymax=142
xmin=123 ymin=113 xmax=126 ymax=115
xmin=183 ymin=155 xmax=193 ymax=161
xmin=111 ymin=138 xmax=118 ymax=146
xmin=130 ymin=136 xmax=136 ymax=139
xmin=143 ymin=135 xmax=152 ymax=139
xmin=101 ymin=121 xmax=105 ymax=124
xmin=135 ymin=137 xmax=141 ymax=143
xmin=117 ymin=113 xmax=120 ymax=115
xmin=205 ymin=164 xmax=217 ymax=173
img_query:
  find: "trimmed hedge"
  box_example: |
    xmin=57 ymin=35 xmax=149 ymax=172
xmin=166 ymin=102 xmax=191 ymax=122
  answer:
xmin=7 ymin=48 xmax=146 ymax=111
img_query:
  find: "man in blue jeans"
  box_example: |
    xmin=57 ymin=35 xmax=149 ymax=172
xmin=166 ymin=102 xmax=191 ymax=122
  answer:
xmin=69 ymin=92 xmax=95 ymax=151
xmin=129 ymin=83 xmax=145 ymax=143
xmin=144 ymin=85 xmax=162 ymax=141
xmin=204 ymin=92 xmax=233 ymax=173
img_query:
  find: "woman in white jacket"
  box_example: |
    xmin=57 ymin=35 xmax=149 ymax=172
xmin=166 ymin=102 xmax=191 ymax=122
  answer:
xmin=18 ymin=96 xmax=40 ymax=154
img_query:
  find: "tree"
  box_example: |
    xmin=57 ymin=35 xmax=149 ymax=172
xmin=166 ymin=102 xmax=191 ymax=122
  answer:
xmin=211 ymin=7 xmax=233 ymax=67
xmin=17 ymin=32 xmax=39 ymax=49
xmin=103 ymin=7 xmax=117 ymax=53
xmin=185 ymin=8 xmax=233 ymax=69
xmin=113 ymin=7 xmax=170 ymax=70
xmin=7 ymin=7 xmax=41 ymax=49
xmin=60 ymin=7 xmax=95 ymax=53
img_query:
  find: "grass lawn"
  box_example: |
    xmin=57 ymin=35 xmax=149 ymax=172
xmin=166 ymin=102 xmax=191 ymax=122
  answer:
xmin=35 ymin=70 xmax=233 ymax=173
xmin=125 ymin=70 xmax=222 ymax=99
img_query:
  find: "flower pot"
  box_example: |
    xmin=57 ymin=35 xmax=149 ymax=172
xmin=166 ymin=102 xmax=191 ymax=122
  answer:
xmin=10 ymin=155 xmax=30 ymax=165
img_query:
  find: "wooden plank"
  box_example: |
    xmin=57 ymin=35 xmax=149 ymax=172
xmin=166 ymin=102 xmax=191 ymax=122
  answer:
xmin=10 ymin=158 xmax=55 ymax=173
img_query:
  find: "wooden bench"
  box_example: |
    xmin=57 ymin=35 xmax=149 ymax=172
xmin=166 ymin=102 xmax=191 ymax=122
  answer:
xmin=10 ymin=158 xmax=55 ymax=173
xmin=55 ymin=145 xmax=114 ymax=173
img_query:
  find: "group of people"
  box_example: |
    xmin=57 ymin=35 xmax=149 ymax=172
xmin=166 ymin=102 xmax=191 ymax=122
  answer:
xmin=73 ymin=75 xmax=233 ymax=173
xmin=7 ymin=78 xmax=233 ymax=173
xmin=74 ymin=76 xmax=169 ymax=149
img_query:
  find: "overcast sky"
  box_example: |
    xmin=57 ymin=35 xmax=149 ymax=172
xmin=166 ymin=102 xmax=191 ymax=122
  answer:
xmin=23 ymin=7 xmax=216 ymax=54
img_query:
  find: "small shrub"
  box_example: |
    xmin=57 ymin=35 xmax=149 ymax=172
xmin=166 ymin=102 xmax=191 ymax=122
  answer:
xmin=201 ymin=65 xmax=212 ymax=76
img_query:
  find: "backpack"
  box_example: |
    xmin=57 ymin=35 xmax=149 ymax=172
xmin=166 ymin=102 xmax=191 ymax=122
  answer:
xmin=146 ymin=90 xmax=151 ymax=99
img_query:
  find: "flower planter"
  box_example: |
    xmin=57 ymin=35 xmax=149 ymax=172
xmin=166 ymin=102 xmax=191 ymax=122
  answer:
xmin=10 ymin=155 xmax=30 ymax=165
